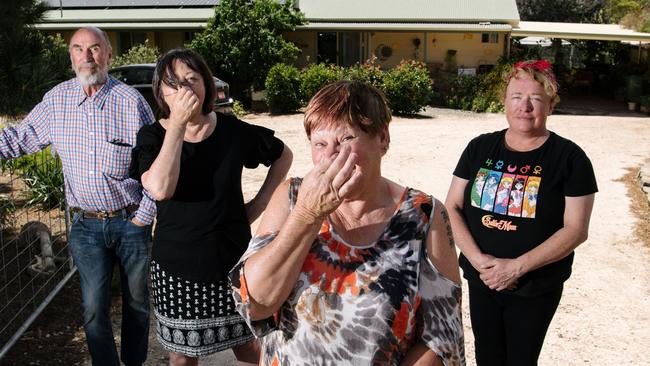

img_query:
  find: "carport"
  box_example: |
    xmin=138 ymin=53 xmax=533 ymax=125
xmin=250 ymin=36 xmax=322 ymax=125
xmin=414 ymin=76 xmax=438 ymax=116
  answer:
xmin=511 ymin=21 xmax=650 ymax=60
xmin=512 ymin=21 xmax=650 ymax=115
xmin=513 ymin=21 xmax=650 ymax=42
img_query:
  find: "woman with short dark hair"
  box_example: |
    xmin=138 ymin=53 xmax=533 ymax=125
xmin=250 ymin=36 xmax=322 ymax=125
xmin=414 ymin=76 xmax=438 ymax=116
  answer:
xmin=130 ymin=48 xmax=293 ymax=366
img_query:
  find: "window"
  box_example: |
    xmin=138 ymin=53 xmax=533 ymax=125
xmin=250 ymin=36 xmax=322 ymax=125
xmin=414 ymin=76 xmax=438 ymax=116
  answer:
xmin=131 ymin=68 xmax=154 ymax=85
xmin=109 ymin=70 xmax=129 ymax=84
xmin=118 ymin=32 xmax=147 ymax=53
xmin=481 ymin=33 xmax=498 ymax=44
xmin=184 ymin=32 xmax=196 ymax=43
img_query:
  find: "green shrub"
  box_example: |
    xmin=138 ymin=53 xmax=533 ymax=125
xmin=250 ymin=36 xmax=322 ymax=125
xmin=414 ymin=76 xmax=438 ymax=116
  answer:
xmin=429 ymin=71 xmax=455 ymax=106
xmin=231 ymin=100 xmax=246 ymax=117
xmin=0 ymin=196 xmax=16 ymax=227
xmin=440 ymin=75 xmax=475 ymax=110
xmin=301 ymin=63 xmax=341 ymax=103
xmin=473 ymin=62 xmax=511 ymax=113
xmin=0 ymin=32 xmax=73 ymax=118
xmin=342 ymin=60 xmax=384 ymax=89
xmin=22 ymin=157 xmax=64 ymax=210
xmin=111 ymin=39 xmax=160 ymax=68
xmin=437 ymin=61 xmax=511 ymax=113
xmin=382 ymin=60 xmax=432 ymax=115
xmin=189 ymin=0 xmax=306 ymax=98
xmin=640 ymin=95 xmax=650 ymax=107
xmin=265 ymin=63 xmax=303 ymax=114
xmin=0 ymin=147 xmax=65 ymax=210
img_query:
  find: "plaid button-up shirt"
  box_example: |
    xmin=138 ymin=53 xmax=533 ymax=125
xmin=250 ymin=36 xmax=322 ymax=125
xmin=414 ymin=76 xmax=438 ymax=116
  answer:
xmin=0 ymin=76 xmax=156 ymax=224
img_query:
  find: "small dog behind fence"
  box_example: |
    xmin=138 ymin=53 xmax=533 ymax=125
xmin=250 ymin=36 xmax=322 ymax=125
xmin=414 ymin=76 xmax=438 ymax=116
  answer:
xmin=20 ymin=221 xmax=65 ymax=276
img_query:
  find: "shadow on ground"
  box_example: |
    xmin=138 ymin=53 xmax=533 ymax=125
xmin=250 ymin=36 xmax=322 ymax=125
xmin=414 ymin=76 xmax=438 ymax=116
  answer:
xmin=554 ymin=93 xmax=649 ymax=117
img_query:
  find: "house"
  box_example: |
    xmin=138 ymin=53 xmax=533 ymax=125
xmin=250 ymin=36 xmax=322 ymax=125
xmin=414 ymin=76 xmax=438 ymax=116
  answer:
xmin=38 ymin=0 xmax=516 ymax=73
xmin=282 ymin=0 xmax=518 ymax=71
xmin=38 ymin=0 xmax=650 ymax=73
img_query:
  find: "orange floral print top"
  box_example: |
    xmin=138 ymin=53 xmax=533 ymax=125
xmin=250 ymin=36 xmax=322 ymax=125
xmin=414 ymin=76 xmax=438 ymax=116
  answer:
xmin=229 ymin=178 xmax=465 ymax=365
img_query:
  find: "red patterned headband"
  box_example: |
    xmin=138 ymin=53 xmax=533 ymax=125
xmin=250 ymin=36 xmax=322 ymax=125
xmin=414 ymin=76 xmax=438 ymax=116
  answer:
xmin=513 ymin=60 xmax=557 ymax=84
xmin=514 ymin=60 xmax=552 ymax=71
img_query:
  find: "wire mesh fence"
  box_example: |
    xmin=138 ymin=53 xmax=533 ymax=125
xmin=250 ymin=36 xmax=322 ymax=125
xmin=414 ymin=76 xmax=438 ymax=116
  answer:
xmin=0 ymin=147 xmax=73 ymax=359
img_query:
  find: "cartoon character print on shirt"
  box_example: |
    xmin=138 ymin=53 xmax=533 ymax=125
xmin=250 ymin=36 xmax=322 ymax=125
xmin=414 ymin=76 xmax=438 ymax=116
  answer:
xmin=470 ymin=161 xmax=542 ymax=220
xmin=522 ymin=176 xmax=541 ymax=218
xmin=470 ymin=168 xmax=489 ymax=207
xmin=480 ymin=171 xmax=502 ymax=211
xmin=507 ymin=176 xmax=527 ymax=217
xmin=493 ymin=174 xmax=515 ymax=215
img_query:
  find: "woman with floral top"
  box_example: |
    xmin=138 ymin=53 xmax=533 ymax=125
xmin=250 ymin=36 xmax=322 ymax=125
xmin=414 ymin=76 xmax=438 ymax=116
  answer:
xmin=229 ymin=80 xmax=465 ymax=366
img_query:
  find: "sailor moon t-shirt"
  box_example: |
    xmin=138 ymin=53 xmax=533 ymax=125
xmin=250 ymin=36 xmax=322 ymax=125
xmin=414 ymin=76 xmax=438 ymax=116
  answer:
xmin=453 ymin=129 xmax=597 ymax=296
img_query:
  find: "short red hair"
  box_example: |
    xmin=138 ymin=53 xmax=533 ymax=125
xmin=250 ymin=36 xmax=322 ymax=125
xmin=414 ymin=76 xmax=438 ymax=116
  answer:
xmin=304 ymin=80 xmax=391 ymax=140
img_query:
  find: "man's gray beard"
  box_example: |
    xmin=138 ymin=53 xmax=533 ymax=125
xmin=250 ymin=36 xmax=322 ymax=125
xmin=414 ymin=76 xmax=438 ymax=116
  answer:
xmin=76 ymin=68 xmax=108 ymax=87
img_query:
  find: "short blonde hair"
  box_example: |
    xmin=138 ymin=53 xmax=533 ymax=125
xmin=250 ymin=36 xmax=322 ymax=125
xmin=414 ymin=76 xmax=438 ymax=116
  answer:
xmin=503 ymin=60 xmax=560 ymax=107
xmin=304 ymin=80 xmax=391 ymax=140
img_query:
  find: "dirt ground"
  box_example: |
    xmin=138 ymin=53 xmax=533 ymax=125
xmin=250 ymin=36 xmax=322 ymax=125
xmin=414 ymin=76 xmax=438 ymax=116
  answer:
xmin=4 ymin=102 xmax=650 ymax=365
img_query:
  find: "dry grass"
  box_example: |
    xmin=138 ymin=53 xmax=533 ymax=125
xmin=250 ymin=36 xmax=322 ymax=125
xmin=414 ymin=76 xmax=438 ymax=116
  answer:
xmin=616 ymin=166 xmax=650 ymax=248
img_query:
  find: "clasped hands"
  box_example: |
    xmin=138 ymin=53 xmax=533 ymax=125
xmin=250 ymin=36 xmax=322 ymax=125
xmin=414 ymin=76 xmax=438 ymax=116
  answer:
xmin=475 ymin=254 xmax=523 ymax=292
xmin=293 ymin=145 xmax=361 ymax=224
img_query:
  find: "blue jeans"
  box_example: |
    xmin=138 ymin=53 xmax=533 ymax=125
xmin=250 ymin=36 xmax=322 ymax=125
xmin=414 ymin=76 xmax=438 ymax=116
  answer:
xmin=68 ymin=212 xmax=152 ymax=366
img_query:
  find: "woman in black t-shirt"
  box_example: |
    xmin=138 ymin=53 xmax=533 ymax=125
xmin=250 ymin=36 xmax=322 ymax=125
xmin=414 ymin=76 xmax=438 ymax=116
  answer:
xmin=445 ymin=60 xmax=597 ymax=365
xmin=130 ymin=49 xmax=292 ymax=366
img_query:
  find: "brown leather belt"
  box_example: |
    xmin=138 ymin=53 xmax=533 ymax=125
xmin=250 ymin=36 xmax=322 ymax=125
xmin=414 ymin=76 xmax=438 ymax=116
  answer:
xmin=71 ymin=204 xmax=139 ymax=219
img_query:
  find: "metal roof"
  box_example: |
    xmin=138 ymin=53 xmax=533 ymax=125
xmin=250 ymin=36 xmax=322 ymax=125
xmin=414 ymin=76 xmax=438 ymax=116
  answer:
xmin=40 ymin=2 xmax=518 ymax=31
xmin=36 ymin=21 xmax=206 ymax=30
xmin=44 ymin=0 xmax=218 ymax=8
xmin=42 ymin=8 xmax=213 ymax=22
xmin=300 ymin=22 xmax=512 ymax=32
xmin=39 ymin=8 xmax=211 ymax=28
xmin=296 ymin=0 xmax=519 ymax=25
xmin=513 ymin=21 xmax=650 ymax=42
xmin=44 ymin=0 xmax=519 ymax=25
xmin=43 ymin=0 xmax=519 ymax=24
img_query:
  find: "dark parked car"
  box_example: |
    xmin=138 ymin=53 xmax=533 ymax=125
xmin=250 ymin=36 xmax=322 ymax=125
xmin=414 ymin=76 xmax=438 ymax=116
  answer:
xmin=108 ymin=63 xmax=233 ymax=114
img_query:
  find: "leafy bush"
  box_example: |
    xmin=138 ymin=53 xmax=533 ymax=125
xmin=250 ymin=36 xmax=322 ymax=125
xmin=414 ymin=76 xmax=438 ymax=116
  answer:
xmin=0 ymin=32 xmax=73 ymax=118
xmin=472 ymin=62 xmax=511 ymax=113
xmin=441 ymin=75 xmax=482 ymax=111
xmin=265 ymin=63 xmax=303 ymax=114
xmin=1 ymin=0 xmax=73 ymax=118
xmin=437 ymin=60 xmax=511 ymax=113
xmin=301 ymin=63 xmax=342 ymax=103
xmin=265 ymin=59 xmax=433 ymax=115
xmin=640 ymin=95 xmax=650 ymax=107
xmin=231 ymin=100 xmax=246 ymax=117
xmin=189 ymin=0 xmax=306 ymax=98
xmin=342 ymin=59 xmax=384 ymax=89
xmin=0 ymin=147 xmax=65 ymax=210
xmin=0 ymin=196 xmax=16 ymax=227
xmin=22 ymin=157 xmax=64 ymax=210
xmin=111 ymin=39 xmax=160 ymax=68
xmin=382 ymin=60 xmax=432 ymax=115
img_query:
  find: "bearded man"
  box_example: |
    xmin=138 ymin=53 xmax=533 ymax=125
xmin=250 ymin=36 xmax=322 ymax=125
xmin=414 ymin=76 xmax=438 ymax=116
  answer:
xmin=0 ymin=27 xmax=155 ymax=366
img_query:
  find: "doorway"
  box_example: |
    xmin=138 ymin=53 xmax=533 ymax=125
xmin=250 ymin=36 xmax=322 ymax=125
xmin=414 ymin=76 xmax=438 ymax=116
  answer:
xmin=317 ymin=32 xmax=362 ymax=65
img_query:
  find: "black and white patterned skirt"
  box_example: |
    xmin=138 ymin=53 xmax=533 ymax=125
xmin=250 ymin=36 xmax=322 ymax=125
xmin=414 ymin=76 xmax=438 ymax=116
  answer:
xmin=150 ymin=261 xmax=254 ymax=357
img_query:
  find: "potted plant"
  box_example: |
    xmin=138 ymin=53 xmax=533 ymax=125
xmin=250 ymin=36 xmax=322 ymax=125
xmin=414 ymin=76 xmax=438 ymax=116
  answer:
xmin=640 ymin=95 xmax=650 ymax=114
xmin=444 ymin=49 xmax=458 ymax=73
xmin=628 ymin=100 xmax=638 ymax=111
